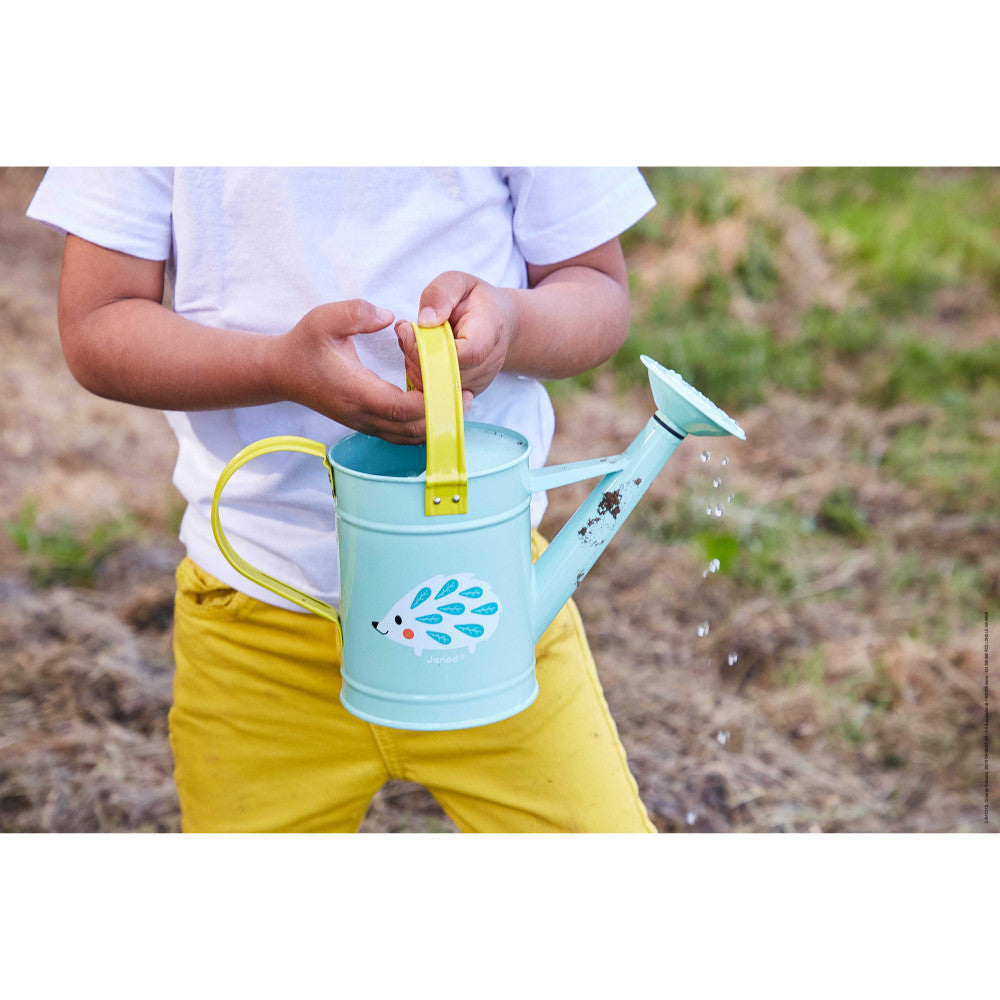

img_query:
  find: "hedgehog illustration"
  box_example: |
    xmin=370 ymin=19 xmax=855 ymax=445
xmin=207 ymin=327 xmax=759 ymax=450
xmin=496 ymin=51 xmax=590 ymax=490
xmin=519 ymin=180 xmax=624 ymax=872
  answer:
xmin=371 ymin=573 xmax=502 ymax=655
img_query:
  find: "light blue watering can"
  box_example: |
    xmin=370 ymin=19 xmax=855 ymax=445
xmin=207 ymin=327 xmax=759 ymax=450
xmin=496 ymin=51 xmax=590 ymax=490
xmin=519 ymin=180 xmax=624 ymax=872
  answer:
xmin=211 ymin=323 xmax=746 ymax=731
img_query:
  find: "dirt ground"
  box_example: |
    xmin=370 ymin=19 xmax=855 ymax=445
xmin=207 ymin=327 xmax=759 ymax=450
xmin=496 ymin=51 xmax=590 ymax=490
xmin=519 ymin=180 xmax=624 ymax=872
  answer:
xmin=1 ymin=167 xmax=994 ymax=833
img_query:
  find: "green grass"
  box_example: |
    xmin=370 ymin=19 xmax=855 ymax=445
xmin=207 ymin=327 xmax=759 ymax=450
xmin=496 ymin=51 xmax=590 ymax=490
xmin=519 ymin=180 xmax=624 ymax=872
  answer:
xmin=783 ymin=167 xmax=1000 ymax=313
xmin=4 ymin=501 xmax=138 ymax=588
xmin=734 ymin=223 xmax=782 ymax=303
xmin=605 ymin=168 xmax=999 ymax=406
xmin=777 ymin=649 xmax=826 ymax=689
xmin=864 ymin=336 xmax=1000 ymax=408
xmin=601 ymin=283 xmax=822 ymax=411
xmin=815 ymin=487 xmax=870 ymax=543
xmin=798 ymin=305 xmax=884 ymax=360
xmin=636 ymin=490 xmax=811 ymax=599
xmin=623 ymin=167 xmax=743 ymax=251
xmin=879 ymin=381 xmax=1000 ymax=515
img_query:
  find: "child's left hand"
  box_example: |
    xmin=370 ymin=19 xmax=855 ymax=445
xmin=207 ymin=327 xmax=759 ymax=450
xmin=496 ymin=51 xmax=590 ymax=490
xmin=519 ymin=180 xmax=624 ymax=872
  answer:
xmin=395 ymin=271 xmax=517 ymax=399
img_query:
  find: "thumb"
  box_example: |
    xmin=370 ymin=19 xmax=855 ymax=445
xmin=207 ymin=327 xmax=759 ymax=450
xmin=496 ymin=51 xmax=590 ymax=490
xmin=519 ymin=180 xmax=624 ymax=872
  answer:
xmin=309 ymin=299 xmax=394 ymax=339
xmin=417 ymin=271 xmax=478 ymax=328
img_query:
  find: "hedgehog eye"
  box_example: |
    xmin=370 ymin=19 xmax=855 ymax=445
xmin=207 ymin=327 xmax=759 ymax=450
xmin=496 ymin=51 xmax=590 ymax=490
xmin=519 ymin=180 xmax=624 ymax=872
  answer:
xmin=394 ymin=615 xmax=402 ymax=625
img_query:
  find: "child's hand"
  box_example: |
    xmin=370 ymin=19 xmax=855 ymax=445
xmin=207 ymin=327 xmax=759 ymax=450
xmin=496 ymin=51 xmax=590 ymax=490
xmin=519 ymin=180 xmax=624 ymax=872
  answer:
xmin=273 ymin=300 xmax=427 ymax=444
xmin=395 ymin=271 xmax=517 ymax=399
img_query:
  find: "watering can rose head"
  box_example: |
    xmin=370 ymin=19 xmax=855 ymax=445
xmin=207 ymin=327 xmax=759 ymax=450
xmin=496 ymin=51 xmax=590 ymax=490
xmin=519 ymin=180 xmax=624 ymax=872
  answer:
xmin=371 ymin=574 xmax=502 ymax=656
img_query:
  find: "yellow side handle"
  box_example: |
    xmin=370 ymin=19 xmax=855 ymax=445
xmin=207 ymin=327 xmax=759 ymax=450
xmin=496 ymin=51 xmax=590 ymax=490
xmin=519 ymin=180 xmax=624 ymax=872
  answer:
xmin=210 ymin=435 xmax=342 ymax=630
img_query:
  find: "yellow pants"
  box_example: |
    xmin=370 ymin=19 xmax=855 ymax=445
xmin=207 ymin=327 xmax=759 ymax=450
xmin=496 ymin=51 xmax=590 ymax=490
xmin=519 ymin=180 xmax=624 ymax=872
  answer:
xmin=169 ymin=534 xmax=655 ymax=833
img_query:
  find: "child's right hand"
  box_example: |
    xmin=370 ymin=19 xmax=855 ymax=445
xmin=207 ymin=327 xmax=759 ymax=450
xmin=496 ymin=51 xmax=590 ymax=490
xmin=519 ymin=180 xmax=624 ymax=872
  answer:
xmin=272 ymin=300 xmax=427 ymax=445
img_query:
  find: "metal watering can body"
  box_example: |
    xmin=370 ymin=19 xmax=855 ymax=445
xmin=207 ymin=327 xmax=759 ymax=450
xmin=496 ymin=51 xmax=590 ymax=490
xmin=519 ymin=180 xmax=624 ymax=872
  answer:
xmin=331 ymin=423 xmax=538 ymax=729
xmin=211 ymin=324 xmax=746 ymax=731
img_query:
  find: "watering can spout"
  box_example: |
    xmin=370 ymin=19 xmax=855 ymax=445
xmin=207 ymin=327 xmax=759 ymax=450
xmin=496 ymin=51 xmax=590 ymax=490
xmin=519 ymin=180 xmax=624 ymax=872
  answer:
xmin=530 ymin=357 xmax=746 ymax=641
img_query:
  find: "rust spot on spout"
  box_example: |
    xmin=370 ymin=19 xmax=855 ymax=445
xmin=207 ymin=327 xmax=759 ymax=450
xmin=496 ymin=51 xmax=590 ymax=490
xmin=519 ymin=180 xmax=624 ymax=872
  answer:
xmin=597 ymin=489 xmax=622 ymax=520
xmin=578 ymin=488 xmax=624 ymax=542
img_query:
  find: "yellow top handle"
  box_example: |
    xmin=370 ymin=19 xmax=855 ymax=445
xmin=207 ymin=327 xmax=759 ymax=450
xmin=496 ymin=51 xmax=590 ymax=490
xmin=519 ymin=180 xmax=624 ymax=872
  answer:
xmin=411 ymin=321 xmax=468 ymax=516
xmin=210 ymin=435 xmax=343 ymax=628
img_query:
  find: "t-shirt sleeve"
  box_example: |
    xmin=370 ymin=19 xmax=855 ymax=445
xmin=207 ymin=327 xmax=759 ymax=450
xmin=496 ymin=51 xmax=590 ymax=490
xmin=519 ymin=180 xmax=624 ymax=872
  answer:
xmin=501 ymin=167 xmax=655 ymax=265
xmin=25 ymin=167 xmax=174 ymax=261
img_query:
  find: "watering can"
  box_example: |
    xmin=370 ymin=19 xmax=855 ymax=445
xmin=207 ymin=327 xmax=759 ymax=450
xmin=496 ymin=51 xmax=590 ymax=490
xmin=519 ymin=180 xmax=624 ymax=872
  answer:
xmin=211 ymin=322 xmax=746 ymax=731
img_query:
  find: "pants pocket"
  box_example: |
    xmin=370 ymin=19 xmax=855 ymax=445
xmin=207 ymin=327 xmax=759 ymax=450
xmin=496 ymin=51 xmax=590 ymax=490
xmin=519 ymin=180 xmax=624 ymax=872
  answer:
xmin=174 ymin=557 xmax=257 ymax=620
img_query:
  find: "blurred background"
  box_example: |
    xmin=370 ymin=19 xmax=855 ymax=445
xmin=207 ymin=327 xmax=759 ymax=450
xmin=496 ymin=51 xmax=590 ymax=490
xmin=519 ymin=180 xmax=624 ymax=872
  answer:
xmin=1 ymin=166 xmax=997 ymax=832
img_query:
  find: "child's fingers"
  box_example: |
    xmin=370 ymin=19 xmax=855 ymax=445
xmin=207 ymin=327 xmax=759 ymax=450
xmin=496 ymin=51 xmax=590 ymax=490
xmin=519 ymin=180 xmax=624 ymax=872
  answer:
xmin=394 ymin=320 xmax=421 ymax=386
xmin=451 ymin=311 xmax=495 ymax=371
xmin=416 ymin=271 xmax=477 ymax=328
xmin=393 ymin=321 xmax=473 ymax=415
xmin=449 ymin=308 xmax=509 ymax=396
xmin=347 ymin=371 xmax=427 ymax=443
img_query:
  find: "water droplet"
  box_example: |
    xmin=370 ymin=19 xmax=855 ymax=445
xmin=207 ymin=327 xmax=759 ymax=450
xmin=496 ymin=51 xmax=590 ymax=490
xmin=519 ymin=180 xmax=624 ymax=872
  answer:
xmin=706 ymin=506 xmax=713 ymax=516
xmin=686 ymin=811 xmax=697 ymax=826
xmin=727 ymin=652 xmax=739 ymax=666
xmin=714 ymin=505 xmax=724 ymax=517
xmin=716 ymin=730 xmax=730 ymax=745
xmin=708 ymin=558 xmax=720 ymax=574
xmin=696 ymin=621 xmax=710 ymax=637
xmin=727 ymin=494 xmax=734 ymax=503
xmin=721 ymin=457 xmax=729 ymax=466
xmin=701 ymin=450 xmax=710 ymax=462
xmin=712 ymin=477 xmax=722 ymax=488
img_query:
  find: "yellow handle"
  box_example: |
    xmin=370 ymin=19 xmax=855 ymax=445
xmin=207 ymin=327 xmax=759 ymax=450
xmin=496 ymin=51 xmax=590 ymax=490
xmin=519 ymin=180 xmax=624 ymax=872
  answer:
xmin=411 ymin=321 xmax=467 ymax=516
xmin=210 ymin=435 xmax=342 ymax=629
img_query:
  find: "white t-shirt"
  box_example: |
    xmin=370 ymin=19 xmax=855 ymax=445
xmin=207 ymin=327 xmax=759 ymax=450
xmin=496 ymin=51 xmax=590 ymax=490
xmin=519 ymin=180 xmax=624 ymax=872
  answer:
xmin=28 ymin=167 xmax=655 ymax=609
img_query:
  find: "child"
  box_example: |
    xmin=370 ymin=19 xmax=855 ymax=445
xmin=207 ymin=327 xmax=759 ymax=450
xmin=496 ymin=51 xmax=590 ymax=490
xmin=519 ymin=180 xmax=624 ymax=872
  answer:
xmin=28 ymin=167 xmax=658 ymax=832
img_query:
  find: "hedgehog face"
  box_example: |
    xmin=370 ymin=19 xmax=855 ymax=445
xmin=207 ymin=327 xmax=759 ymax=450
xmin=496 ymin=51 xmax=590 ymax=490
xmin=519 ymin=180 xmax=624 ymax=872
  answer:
xmin=372 ymin=613 xmax=416 ymax=643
